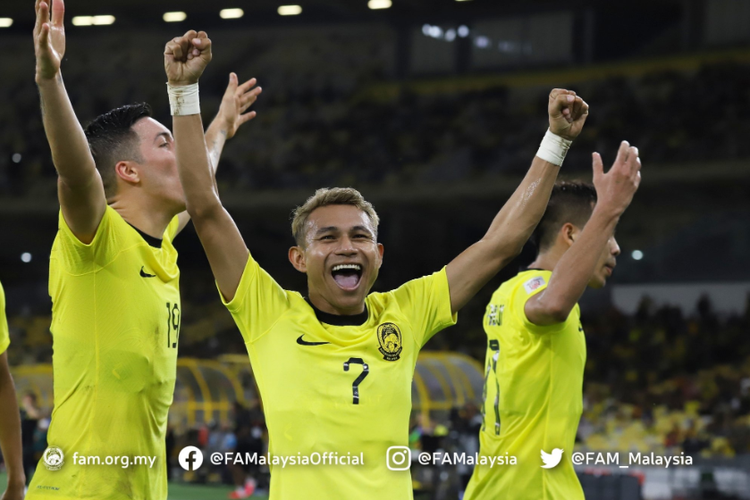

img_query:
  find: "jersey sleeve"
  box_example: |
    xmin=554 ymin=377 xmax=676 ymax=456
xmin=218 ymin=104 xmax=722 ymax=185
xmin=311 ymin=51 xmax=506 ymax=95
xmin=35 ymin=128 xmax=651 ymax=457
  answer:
xmin=508 ymin=272 xmax=569 ymax=334
xmin=54 ymin=206 xmax=122 ymax=274
xmin=392 ymin=267 xmax=457 ymax=348
xmin=0 ymin=282 xmax=9 ymax=356
xmin=220 ymin=252 xmax=292 ymax=343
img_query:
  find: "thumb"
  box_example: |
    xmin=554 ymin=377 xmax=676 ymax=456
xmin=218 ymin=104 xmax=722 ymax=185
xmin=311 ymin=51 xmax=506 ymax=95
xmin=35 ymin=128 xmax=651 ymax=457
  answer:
xmin=592 ymin=152 xmax=604 ymax=179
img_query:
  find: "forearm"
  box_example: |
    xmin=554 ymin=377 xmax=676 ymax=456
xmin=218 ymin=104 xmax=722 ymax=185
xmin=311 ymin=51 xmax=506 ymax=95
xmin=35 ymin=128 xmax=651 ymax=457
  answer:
xmin=0 ymin=355 xmax=24 ymax=486
xmin=37 ymin=74 xmax=98 ymax=186
xmin=205 ymin=119 xmax=228 ymax=177
xmin=482 ymin=155 xmax=559 ymax=258
xmin=530 ymin=207 xmax=619 ymax=323
xmin=174 ymin=114 xmax=223 ymax=216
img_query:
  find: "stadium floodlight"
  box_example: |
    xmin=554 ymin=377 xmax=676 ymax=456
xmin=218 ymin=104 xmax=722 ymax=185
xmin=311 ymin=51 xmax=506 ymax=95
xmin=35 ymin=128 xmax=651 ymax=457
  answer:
xmin=72 ymin=15 xmax=115 ymax=26
xmin=368 ymin=0 xmax=392 ymax=9
xmin=220 ymin=8 xmax=244 ymax=19
xmin=92 ymin=15 xmax=115 ymax=25
xmin=278 ymin=5 xmax=302 ymax=15
xmin=21 ymin=253 xmax=32 ymax=263
xmin=0 ymin=18 xmax=13 ymax=28
xmin=632 ymin=250 xmax=644 ymax=261
xmin=163 ymin=12 xmax=187 ymax=22
xmin=445 ymin=29 xmax=456 ymax=42
xmin=72 ymin=16 xmax=94 ymax=26
xmin=458 ymin=25 xmax=470 ymax=37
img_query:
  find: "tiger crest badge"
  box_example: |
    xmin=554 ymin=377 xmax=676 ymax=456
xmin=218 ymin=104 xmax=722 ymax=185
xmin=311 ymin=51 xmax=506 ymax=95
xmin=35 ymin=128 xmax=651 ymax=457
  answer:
xmin=377 ymin=322 xmax=402 ymax=361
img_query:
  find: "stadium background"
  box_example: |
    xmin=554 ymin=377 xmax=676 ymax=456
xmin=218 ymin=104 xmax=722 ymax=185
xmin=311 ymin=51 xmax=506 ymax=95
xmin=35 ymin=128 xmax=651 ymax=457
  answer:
xmin=1 ymin=0 xmax=750 ymax=498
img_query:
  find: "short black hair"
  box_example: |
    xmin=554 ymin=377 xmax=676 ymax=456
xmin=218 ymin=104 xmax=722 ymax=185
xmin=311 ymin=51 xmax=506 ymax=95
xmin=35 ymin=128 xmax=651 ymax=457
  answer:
xmin=533 ymin=181 xmax=598 ymax=251
xmin=84 ymin=103 xmax=152 ymax=199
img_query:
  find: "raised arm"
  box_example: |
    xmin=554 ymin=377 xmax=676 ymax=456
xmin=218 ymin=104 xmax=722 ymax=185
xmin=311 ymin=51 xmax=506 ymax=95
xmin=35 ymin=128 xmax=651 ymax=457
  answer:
xmin=445 ymin=89 xmax=589 ymax=313
xmin=34 ymin=0 xmax=106 ymax=243
xmin=525 ymin=143 xmax=641 ymax=325
xmin=165 ymin=31 xmax=250 ymax=301
xmin=205 ymin=73 xmax=261 ymax=171
xmin=0 ymin=353 xmax=24 ymax=500
xmin=176 ymin=73 xmax=261 ymax=233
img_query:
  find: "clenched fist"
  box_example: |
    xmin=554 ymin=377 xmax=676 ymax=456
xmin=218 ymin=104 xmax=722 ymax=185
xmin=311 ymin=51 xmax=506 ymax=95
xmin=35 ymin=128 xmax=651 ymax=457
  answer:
xmin=164 ymin=30 xmax=212 ymax=86
xmin=548 ymin=89 xmax=589 ymax=141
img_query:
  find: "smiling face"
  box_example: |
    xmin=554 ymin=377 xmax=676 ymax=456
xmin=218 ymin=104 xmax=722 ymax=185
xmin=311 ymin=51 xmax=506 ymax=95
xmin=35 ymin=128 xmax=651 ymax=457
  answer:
xmin=289 ymin=204 xmax=384 ymax=315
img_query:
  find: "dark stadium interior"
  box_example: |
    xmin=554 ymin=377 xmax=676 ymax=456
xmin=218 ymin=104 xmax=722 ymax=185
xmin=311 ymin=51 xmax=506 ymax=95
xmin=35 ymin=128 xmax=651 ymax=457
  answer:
xmin=2 ymin=0 xmax=750 ymax=498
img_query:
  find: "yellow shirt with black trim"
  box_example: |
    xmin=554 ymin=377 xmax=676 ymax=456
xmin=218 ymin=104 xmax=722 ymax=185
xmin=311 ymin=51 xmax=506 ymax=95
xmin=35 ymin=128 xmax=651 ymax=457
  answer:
xmin=0 ymin=282 xmax=9 ymax=356
xmin=222 ymin=254 xmax=457 ymax=500
xmin=28 ymin=207 xmax=181 ymax=500
xmin=464 ymin=269 xmax=586 ymax=500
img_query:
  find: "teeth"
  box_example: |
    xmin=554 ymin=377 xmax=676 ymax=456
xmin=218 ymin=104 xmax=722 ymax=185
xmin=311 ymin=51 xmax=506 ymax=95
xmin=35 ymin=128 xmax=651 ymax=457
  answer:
xmin=332 ymin=264 xmax=362 ymax=272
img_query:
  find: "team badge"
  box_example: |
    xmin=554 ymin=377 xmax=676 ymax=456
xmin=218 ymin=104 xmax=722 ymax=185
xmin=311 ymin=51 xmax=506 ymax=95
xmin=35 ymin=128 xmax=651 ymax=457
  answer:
xmin=43 ymin=446 xmax=64 ymax=471
xmin=377 ymin=323 xmax=402 ymax=361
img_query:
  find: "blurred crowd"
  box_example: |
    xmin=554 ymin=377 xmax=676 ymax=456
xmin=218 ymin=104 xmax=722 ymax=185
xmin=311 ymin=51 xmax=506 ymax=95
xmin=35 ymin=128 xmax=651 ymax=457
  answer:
xmin=579 ymin=295 xmax=750 ymax=457
xmin=2 ymin=24 xmax=750 ymax=195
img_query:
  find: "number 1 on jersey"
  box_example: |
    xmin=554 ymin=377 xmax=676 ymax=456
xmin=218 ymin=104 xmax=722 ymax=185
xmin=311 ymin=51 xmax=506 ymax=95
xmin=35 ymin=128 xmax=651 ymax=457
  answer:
xmin=343 ymin=358 xmax=369 ymax=405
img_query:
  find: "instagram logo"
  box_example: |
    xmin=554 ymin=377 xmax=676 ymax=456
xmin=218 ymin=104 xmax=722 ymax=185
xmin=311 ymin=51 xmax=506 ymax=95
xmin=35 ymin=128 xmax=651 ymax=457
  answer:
xmin=386 ymin=446 xmax=412 ymax=471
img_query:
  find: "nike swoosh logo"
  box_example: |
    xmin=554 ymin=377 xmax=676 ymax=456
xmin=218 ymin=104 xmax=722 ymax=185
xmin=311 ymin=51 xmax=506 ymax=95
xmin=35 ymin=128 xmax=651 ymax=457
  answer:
xmin=296 ymin=335 xmax=330 ymax=346
xmin=140 ymin=266 xmax=157 ymax=278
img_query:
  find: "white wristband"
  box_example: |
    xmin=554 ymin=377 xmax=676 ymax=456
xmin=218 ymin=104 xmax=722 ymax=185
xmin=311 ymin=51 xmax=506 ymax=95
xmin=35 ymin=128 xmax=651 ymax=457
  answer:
xmin=167 ymin=83 xmax=200 ymax=116
xmin=536 ymin=129 xmax=572 ymax=166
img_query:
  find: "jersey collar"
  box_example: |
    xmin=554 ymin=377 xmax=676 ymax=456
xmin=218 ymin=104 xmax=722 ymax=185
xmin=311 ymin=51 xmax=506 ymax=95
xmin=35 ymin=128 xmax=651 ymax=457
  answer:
xmin=305 ymin=298 xmax=369 ymax=326
xmin=127 ymin=222 xmax=163 ymax=248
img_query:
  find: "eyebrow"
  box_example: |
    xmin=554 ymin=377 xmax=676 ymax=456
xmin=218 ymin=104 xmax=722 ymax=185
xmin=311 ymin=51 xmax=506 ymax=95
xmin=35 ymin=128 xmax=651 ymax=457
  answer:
xmin=314 ymin=225 xmax=373 ymax=236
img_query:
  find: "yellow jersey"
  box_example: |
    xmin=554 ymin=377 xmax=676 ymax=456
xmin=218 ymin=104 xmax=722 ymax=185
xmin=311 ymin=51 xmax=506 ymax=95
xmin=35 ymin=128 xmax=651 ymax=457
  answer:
xmin=222 ymin=254 xmax=457 ymax=500
xmin=464 ymin=269 xmax=586 ymax=500
xmin=28 ymin=207 xmax=181 ymax=500
xmin=0 ymin=282 xmax=9 ymax=355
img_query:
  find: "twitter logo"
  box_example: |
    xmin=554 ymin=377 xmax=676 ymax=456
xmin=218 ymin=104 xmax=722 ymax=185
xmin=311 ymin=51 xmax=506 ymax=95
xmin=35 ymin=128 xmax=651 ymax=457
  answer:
xmin=540 ymin=448 xmax=564 ymax=468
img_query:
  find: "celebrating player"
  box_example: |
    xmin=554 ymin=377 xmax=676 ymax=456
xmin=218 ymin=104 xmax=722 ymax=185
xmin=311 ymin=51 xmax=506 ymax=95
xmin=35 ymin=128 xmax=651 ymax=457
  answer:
xmin=166 ymin=28 xmax=588 ymax=500
xmin=28 ymin=1 xmax=260 ymax=498
xmin=464 ymin=146 xmax=642 ymax=500
xmin=0 ymin=282 xmax=24 ymax=500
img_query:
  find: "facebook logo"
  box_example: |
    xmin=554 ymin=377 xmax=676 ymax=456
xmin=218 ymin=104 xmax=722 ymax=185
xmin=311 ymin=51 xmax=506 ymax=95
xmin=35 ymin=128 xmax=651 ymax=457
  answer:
xmin=178 ymin=446 xmax=204 ymax=471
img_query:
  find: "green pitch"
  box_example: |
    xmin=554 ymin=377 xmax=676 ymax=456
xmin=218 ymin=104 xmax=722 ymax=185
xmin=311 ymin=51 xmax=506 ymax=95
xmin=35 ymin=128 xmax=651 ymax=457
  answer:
xmin=0 ymin=473 xmax=268 ymax=500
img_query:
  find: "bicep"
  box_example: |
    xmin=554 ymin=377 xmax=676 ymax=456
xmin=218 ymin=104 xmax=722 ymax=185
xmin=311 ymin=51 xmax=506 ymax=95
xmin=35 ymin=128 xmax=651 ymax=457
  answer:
xmin=58 ymin=174 xmax=108 ymax=244
xmin=191 ymin=205 xmax=249 ymax=302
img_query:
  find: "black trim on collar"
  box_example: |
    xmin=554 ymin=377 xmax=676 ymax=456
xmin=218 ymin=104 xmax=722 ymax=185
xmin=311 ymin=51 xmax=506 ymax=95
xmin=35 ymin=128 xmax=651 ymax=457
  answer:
xmin=305 ymin=298 xmax=369 ymax=326
xmin=128 ymin=223 xmax=163 ymax=249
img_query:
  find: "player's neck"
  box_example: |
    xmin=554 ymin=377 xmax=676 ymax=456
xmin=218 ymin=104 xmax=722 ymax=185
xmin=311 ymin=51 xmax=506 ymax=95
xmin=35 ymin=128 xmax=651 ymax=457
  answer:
xmin=528 ymin=247 xmax=565 ymax=273
xmin=307 ymin=291 xmax=366 ymax=316
xmin=109 ymin=195 xmax=178 ymax=239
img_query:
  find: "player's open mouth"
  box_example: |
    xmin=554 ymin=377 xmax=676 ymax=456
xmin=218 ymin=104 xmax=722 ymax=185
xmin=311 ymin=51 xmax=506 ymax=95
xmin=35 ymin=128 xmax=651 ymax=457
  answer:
xmin=331 ymin=263 xmax=363 ymax=291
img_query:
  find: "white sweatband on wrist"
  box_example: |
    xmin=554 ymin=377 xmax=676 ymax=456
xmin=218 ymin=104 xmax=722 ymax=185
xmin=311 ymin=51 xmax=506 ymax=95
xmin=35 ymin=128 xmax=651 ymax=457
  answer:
xmin=167 ymin=83 xmax=200 ymax=116
xmin=536 ymin=129 xmax=572 ymax=166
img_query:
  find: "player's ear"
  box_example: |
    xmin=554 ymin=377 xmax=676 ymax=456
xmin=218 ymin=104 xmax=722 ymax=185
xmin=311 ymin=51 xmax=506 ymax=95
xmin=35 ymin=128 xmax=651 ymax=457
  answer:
xmin=376 ymin=243 xmax=384 ymax=269
xmin=561 ymin=222 xmax=578 ymax=248
xmin=288 ymin=246 xmax=307 ymax=273
xmin=115 ymin=161 xmax=140 ymax=186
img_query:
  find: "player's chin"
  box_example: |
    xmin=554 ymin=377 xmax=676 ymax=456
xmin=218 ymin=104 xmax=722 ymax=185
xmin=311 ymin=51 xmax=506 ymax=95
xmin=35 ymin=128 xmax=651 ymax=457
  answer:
xmin=588 ymin=273 xmax=607 ymax=289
